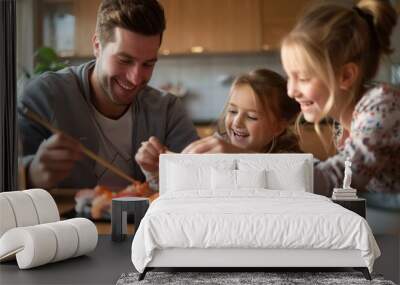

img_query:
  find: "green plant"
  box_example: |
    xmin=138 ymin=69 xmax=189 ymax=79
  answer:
xmin=32 ymin=47 xmax=68 ymax=75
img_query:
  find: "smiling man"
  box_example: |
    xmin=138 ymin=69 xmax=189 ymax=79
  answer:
xmin=18 ymin=0 xmax=198 ymax=189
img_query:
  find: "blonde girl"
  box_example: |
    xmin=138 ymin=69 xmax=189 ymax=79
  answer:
xmin=182 ymin=69 xmax=301 ymax=154
xmin=281 ymin=0 xmax=399 ymax=195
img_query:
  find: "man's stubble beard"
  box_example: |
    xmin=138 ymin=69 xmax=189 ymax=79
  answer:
xmin=96 ymin=67 xmax=126 ymax=107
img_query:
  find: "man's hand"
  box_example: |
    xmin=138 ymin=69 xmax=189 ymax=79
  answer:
xmin=181 ymin=136 xmax=246 ymax=154
xmin=28 ymin=133 xmax=82 ymax=189
xmin=135 ymin=136 xmax=167 ymax=173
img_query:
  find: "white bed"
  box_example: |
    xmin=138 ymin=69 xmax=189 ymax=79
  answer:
xmin=131 ymin=154 xmax=380 ymax=280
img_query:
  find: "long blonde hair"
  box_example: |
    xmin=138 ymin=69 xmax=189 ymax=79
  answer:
xmin=281 ymin=0 xmax=397 ymax=151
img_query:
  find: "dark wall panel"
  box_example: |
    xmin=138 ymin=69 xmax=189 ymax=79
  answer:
xmin=0 ymin=0 xmax=17 ymax=192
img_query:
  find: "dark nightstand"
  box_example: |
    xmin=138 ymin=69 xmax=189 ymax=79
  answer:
xmin=111 ymin=197 xmax=149 ymax=242
xmin=331 ymin=198 xmax=366 ymax=218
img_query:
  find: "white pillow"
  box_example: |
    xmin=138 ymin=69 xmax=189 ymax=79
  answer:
xmin=266 ymin=162 xmax=307 ymax=191
xmin=237 ymin=169 xmax=267 ymax=188
xmin=238 ymin=159 xmax=308 ymax=192
xmin=211 ymin=169 xmax=267 ymax=190
xmin=211 ymin=168 xmax=236 ymax=190
xmin=167 ymin=163 xmax=210 ymax=191
xmin=166 ymin=160 xmax=235 ymax=192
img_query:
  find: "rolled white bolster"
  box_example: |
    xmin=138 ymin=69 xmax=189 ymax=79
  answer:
xmin=0 ymin=189 xmax=97 ymax=269
xmin=24 ymin=189 xmax=60 ymax=224
xmin=0 ymin=226 xmax=57 ymax=269
xmin=0 ymin=196 xmax=17 ymax=238
xmin=65 ymin=218 xmax=98 ymax=257
xmin=1 ymin=192 xmax=39 ymax=227
xmin=42 ymin=221 xmax=79 ymax=263
xmin=0 ymin=219 xmax=98 ymax=269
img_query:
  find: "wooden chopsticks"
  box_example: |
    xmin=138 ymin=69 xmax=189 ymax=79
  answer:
xmin=18 ymin=106 xmax=137 ymax=184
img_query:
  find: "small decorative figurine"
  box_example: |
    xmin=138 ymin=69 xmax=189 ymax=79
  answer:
xmin=332 ymin=158 xmax=357 ymax=200
xmin=343 ymin=158 xmax=352 ymax=189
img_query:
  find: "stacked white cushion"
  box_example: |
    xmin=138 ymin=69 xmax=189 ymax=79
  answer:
xmin=42 ymin=221 xmax=79 ymax=262
xmin=0 ymin=225 xmax=57 ymax=267
xmin=24 ymin=188 xmax=59 ymax=224
xmin=1 ymin=191 xmax=40 ymax=227
xmin=0 ymin=189 xmax=98 ymax=269
xmin=237 ymin=169 xmax=267 ymax=188
xmin=160 ymin=154 xmax=314 ymax=194
xmin=65 ymin=218 xmax=98 ymax=257
xmin=211 ymin=168 xmax=267 ymax=190
xmin=167 ymin=162 xmax=211 ymax=191
xmin=0 ymin=189 xmax=60 ymax=237
xmin=163 ymin=156 xmax=236 ymax=193
xmin=211 ymin=168 xmax=237 ymax=190
xmin=0 ymin=196 xmax=17 ymax=237
xmin=0 ymin=218 xmax=98 ymax=269
xmin=237 ymin=155 xmax=313 ymax=192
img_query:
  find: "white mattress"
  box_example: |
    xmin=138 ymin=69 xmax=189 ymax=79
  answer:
xmin=131 ymin=190 xmax=380 ymax=273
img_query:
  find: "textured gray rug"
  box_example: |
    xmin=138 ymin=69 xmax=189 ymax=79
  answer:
xmin=116 ymin=271 xmax=395 ymax=285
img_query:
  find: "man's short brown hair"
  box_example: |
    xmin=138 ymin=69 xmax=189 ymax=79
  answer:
xmin=96 ymin=0 xmax=166 ymax=45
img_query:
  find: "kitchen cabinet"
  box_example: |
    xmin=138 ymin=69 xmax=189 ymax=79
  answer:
xmin=161 ymin=0 xmax=314 ymax=54
xmin=37 ymin=0 xmax=316 ymax=56
xmin=159 ymin=0 xmax=262 ymax=54
xmin=261 ymin=0 xmax=313 ymax=50
xmin=73 ymin=0 xmax=100 ymax=57
xmin=157 ymin=0 xmax=183 ymax=55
